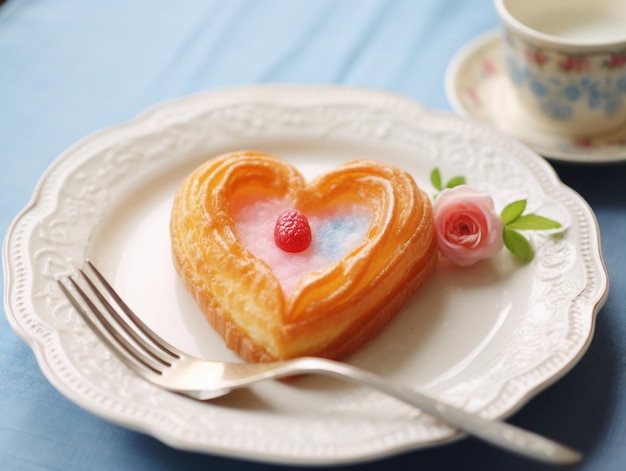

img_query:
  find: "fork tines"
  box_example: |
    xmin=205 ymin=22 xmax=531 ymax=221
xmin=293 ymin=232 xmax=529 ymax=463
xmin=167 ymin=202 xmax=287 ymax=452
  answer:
xmin=57 ymin=261 xmax=180 ymax=376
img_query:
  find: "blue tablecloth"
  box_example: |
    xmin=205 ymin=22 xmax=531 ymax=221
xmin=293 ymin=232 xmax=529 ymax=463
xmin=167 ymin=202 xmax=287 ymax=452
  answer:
xmin=1 ymin=1 xmax=624 ymax=470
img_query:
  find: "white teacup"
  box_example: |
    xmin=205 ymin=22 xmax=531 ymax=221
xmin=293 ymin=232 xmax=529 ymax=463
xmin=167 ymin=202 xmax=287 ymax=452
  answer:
xmin=494 ymin=0 xmax=626 ymax=137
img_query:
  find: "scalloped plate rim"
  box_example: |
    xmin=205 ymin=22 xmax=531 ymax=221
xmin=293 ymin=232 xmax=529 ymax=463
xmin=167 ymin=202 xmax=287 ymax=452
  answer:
xmin=3 ymin=85 xmax=608 ymax=465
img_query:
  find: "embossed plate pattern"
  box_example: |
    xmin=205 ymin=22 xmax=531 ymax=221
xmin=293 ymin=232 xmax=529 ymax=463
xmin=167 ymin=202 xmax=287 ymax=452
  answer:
xmin=3 ymin=86 xmax=608 ymax=465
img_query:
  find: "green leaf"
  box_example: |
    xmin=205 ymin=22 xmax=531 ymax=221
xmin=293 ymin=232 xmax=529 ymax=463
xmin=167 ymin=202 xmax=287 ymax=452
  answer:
xmin=507 ymin=214 xmax=562 ymax=231
xmin=501 ymin=200 xmax=527 ymax=225
xmin=445 ymin=176 xmax=466 ymax=189
xmin=430 ymin=168 xmax=443 ymax=191
xmin=503 ymin=227 xmax=534 ymax=261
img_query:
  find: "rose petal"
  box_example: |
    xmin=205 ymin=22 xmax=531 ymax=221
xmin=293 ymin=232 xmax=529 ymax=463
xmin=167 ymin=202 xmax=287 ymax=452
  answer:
xmin=433 ymin=185 xmax=504 ymax=266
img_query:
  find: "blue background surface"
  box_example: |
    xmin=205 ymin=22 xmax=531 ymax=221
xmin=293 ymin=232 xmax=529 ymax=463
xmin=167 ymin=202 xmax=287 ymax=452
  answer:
xmin=1 ymin=1 xmax=624 ymax=470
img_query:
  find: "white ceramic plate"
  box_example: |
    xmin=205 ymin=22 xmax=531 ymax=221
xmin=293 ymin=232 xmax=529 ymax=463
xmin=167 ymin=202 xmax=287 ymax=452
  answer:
xmin=446 ymin=31 xmax=626 ymax=164
xmin=3 ymin=86 xmax=608 ymax=465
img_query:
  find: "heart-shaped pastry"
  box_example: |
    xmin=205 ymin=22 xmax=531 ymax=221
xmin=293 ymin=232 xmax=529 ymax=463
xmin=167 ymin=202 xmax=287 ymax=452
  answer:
xmin=170 ymin=151 xmax=437 ymax=362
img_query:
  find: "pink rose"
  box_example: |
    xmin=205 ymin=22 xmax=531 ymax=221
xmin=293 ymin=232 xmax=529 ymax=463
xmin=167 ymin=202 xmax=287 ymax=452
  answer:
xmin=433 ymin=185 xmax=504 ymax=266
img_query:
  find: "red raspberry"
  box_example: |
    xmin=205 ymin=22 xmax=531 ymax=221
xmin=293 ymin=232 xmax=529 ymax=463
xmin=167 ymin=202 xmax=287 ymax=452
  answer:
xmin=274 ymin=209 xmax=312 ymax=253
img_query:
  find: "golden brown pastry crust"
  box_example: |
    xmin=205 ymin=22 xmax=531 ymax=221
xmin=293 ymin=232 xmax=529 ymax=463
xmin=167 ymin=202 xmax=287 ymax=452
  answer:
xmin=170 ymin=151 xmax=437 ymax=362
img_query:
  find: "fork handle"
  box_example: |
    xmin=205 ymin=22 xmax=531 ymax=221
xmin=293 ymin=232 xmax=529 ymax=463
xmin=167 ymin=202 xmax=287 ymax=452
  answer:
xmin=286 ymin=358 xmax=581 ymax=465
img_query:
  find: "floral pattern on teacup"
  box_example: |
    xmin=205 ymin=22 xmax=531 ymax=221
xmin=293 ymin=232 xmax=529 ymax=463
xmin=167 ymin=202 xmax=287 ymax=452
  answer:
xmin=604 ymin=53 xmax=626 ymax=70
xmin=558 ymin=55 xmax=589 ymax=72
xmin=502 ymin=31 xmax=626 ymax=123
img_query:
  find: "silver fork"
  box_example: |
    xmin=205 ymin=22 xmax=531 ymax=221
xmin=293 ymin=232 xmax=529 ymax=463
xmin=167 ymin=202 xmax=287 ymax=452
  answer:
xmin=57 ymin=261 xmax=581 ymax=465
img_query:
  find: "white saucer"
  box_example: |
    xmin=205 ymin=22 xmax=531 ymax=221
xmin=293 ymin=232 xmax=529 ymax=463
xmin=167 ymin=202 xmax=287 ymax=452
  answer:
xmin=446 ymin=31 xmax=626 ymax=164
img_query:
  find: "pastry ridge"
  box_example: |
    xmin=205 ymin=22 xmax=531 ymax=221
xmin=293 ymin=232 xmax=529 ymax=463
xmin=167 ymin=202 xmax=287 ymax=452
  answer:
xmin=171 ymin=151 xmax=437 ymax=362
